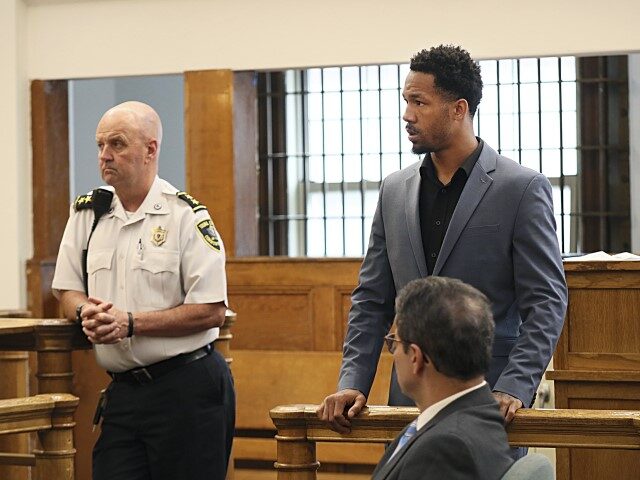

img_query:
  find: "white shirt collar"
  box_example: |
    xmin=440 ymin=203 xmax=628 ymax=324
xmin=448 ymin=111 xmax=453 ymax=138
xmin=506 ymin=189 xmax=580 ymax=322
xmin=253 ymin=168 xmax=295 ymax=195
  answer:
xmin=416 ymin=380 xmax=487 ymax=431
xmin=111 ymin=176 xmax=169 ymax=223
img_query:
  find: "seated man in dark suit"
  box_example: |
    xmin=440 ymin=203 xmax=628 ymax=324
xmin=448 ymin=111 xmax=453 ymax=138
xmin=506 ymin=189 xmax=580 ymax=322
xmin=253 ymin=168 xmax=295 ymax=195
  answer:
xmin=372 ymin=277 xmax=515 ymax=480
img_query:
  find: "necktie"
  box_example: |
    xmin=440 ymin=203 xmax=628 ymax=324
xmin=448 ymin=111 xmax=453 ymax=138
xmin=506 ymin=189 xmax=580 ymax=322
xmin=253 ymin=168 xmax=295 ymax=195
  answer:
xmin=388 ymin=420 xmax=418 ymax=462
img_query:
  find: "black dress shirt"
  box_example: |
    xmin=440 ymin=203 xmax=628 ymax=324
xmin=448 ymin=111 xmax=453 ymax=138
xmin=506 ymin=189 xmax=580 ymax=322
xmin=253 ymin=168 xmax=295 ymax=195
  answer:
xmin=419 ymin=139 xmax=484 ymax=274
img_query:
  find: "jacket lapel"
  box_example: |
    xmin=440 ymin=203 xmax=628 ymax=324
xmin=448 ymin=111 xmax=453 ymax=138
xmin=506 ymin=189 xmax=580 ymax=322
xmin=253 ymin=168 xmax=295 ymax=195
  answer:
xmin=432 ymin=146 xmax=497 ymax=276
xmin=405 ymin=166 xmax=428 ymax=278
xmin=373 ymin=385 xmax=495 ymax=479
xmin=371 ymin=435 xmax=401 ymax=479
xmin=373 ymin=417 xmax=443 ymax=479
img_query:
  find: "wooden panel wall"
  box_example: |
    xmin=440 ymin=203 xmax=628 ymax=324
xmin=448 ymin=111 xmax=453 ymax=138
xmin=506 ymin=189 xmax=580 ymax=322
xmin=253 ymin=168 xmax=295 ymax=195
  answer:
xmin=549 ymin=261 xmax=640 ymax=480
xmin=184 ymin=70 xmax=236 ymax=255
xmin=226 ymin=257 xmax=396 ymax=471
xmin=184 ymin=69 xmax=260 ymax=257
xmin=28 ymin=80 xmax=70 ymax=319
xmin=232 ymin=72 xmax=259 ymax=257
xmin=228 ymin=258 xmax=362 ymax=352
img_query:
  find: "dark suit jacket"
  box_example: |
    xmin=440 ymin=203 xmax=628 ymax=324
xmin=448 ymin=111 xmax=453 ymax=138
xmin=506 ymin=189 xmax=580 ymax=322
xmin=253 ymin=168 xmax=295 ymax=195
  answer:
xmin=338 ymin=143 xmax=568 ymax=407
xmin=371 ymin=385 xmax=514 ymax=480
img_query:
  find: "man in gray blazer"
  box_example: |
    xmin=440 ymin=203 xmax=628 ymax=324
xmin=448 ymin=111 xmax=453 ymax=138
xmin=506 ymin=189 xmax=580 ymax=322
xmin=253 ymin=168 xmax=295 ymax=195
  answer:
xmin=318 ymin=45 xmax=567 ymax=436
xmin=372 ymin=277 xmax=514 ymax=480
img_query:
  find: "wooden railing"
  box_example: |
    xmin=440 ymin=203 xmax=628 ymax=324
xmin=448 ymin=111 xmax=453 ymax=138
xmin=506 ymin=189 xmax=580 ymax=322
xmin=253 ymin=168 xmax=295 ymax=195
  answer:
xmin=270 ymin=404 xmax=640 ymax=479
xmin=0 ymin=312 xmax=236 ymax=480
xmin=0 ymin=318 xmax=88 ymax=478
xmin=0 ymin=318 xmax=90 ymax=394
xmin=215 ymin=309 xmax=236 ymax=365
xmin=0 ymin=393 xmax=78 ymax=479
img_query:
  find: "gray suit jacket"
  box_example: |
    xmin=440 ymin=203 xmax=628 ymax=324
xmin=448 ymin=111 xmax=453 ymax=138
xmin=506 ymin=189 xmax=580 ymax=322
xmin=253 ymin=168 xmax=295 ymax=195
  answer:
xmin=338 ymin=143 xmax=568 ymax=406
xmin=371 ymin=385 xmax=514 ymax=480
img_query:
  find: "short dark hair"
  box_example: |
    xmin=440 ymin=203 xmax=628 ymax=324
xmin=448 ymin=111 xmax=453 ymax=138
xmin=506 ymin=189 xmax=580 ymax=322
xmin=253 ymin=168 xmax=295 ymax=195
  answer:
xmin=395 ymin=277 xmax=494 ymax=380
xmin=410 ymin=45 xmax=483 ymax=116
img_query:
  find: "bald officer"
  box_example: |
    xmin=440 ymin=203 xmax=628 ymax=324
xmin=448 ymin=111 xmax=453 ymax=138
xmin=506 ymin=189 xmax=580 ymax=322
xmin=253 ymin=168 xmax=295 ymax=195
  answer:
xmin=52 ymin=101 xmax=234 ymax=480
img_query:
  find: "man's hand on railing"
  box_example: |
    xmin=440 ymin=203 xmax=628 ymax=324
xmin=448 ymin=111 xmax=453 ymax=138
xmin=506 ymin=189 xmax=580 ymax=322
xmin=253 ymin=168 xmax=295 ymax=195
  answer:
xmin=492 ymin=391 xmax=523 ymax=424
xmin=316 ymin=388 xmax=367 ymax=434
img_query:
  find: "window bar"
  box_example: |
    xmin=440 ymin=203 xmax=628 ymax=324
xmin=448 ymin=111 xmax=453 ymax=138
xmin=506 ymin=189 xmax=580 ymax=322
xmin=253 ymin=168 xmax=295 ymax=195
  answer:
xmin=396 ymin=65 xmax=403 ymax=172
xmin=537 ymin=59 xmax=543 ymax=173
xmin=496 ymin=62 xmax=502 ymax=153
xmin=320 ymin=69 xmax=328 ymax=256
xmin=597 ymin=58 xmax=608 ymax=249
xmin=358 ymin=67 xmax=366 ymax=255
xmin=300 ymin=71 xmax=309 ymax=255
xmin=516 ymin=60 xmax=523 ymax=165
xmin=339 ymin=67 xmax=347 ymax=256
xmin=557 ymin=57 xmax=566 ymax=252
xmin=377 ymin=66 xmax=383 ymax=189
xmin=266 ymin=73 xmax=275 ymax=255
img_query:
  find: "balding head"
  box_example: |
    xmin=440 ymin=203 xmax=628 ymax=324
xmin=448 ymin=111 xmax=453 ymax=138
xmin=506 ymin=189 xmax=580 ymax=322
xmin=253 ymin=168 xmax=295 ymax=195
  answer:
xmin=96 ymin=101 xmax=163 ymax=201
xmin=100 ymin=101 xmax=163 ymax=152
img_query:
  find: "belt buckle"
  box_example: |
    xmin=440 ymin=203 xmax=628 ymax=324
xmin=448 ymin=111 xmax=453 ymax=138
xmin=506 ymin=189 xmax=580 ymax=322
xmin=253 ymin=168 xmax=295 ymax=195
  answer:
xmin=131 ymin=367 xmax=153 ymax=384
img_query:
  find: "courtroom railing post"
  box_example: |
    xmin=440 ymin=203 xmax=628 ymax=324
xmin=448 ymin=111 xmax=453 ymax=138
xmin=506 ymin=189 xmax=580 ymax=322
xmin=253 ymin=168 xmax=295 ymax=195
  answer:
xmin=214 ymin=309 xmax=235 ymax=365
xmin=271 ymin=406 xmax=320 ymax=480
xmin=213 ymin=309 xmax=236 ymax=480
xmin=0 ymin=350 xmax=30 ymax=480
xmin=32 ymin=393 xmax=78 ymax=480
xmin=34 ymin=321 xmax=82 ymax=394
xmin=0 ymin=310 xmax=33 ymax=480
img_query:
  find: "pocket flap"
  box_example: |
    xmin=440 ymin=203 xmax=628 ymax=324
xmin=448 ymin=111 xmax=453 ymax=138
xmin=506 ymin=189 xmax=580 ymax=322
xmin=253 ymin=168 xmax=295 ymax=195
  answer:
xmin=133 ymin=251 xmax=180 ymax=274
xmin=464 ymin=224 xmax=500 ymax=236
xmin=87 ymin=249 xmax=114 ymax=274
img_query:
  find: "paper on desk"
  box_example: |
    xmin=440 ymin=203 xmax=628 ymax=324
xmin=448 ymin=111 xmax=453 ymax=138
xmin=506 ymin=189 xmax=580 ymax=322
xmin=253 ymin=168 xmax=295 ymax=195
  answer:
xmin=564 ymin=251 xmax=640 ymax=261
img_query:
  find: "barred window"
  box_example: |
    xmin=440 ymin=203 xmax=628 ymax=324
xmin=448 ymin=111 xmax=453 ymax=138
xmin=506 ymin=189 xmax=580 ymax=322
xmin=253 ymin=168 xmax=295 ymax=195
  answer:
xmin=258 ymin=56 xmax=629 ymax=256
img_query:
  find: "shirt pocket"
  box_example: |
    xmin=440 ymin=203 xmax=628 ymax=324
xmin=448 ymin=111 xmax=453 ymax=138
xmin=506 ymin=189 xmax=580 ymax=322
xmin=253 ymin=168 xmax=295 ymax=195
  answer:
xmin=131 ymin=250 xmax=181 ymax=309
xmin=87 ymin=248 xmax=115 ymax=297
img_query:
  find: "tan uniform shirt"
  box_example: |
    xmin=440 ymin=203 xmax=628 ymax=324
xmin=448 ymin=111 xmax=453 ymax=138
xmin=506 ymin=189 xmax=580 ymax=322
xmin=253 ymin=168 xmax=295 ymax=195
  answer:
xmin=52 ymin=176 xmax=227 ymax=372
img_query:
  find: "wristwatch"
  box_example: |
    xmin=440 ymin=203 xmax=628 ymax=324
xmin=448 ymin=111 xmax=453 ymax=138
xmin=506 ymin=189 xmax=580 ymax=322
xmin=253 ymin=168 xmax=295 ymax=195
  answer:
xmin=76 ymin=303 xmax=87 ymax=323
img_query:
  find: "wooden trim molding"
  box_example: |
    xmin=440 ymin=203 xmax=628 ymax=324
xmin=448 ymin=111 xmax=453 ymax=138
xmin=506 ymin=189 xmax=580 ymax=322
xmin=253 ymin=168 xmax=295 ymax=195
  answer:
xmin=184 ymin=70 xmax=259 ymax=257
xmin=184 ymin=70 xmax=237 ymax=256
xmin=28 ymin=80 xmax=70 ymax=320
xmin=270 ymin=404 xmax=640 ymax=479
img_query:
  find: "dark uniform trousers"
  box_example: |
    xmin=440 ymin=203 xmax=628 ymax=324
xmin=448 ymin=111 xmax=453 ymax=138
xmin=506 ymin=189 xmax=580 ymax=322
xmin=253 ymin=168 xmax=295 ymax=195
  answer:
xmin=93 ymin=350 xmax=235 ymax=480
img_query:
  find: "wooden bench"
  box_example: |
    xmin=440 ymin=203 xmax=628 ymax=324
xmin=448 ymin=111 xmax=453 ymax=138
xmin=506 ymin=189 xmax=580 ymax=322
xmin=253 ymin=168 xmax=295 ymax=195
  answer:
xmin=270 ymin=404 xmax=640 ymax=479
xmin=0 ymin=393 xmax=78 ymax=479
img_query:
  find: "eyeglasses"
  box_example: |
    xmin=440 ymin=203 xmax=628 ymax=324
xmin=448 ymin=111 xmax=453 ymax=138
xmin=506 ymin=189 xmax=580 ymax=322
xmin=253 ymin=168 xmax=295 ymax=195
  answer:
xmin=384 ymin=332 xmax=411 ymax=353
xmin=384 ymin=333 xmax=437 ymax=370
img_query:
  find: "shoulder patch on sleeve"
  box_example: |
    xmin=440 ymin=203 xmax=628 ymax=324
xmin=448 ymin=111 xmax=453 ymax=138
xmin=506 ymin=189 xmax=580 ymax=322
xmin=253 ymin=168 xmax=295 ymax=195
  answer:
xmin=196 ymin=218 xmax=221 ymax=252
xmin=177 ymin=191 xmax=208 ymax=213
xmin=73 ymin=191 xmax=94 ymax=211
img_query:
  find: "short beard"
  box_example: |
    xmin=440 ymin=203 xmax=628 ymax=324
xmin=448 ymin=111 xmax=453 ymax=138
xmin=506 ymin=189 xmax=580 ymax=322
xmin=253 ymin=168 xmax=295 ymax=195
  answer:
xmin=411 ymin=144 xmax=430 ymax=155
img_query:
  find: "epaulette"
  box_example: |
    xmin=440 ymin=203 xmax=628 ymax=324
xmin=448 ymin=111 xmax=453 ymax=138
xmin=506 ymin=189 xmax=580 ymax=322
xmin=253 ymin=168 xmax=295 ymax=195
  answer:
xmin=73 ymin=191 xmax=94 ymax=211
xmin=176 ymin=191 xmax=208 ymax=213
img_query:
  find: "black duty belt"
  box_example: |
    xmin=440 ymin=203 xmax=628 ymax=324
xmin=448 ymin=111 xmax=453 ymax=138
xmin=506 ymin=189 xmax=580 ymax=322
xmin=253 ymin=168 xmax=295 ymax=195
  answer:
xmin=108 ymin=344 xmax=213 ymax=385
